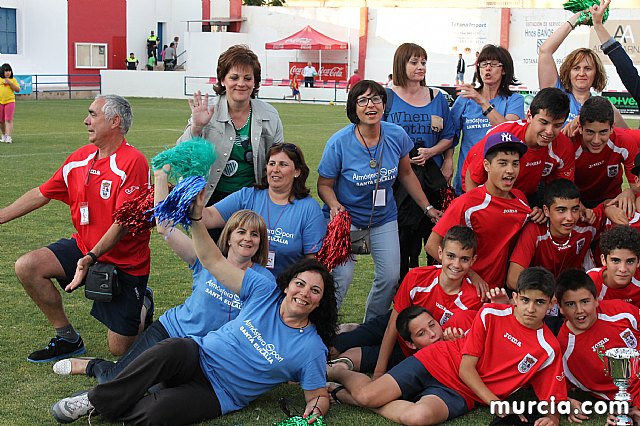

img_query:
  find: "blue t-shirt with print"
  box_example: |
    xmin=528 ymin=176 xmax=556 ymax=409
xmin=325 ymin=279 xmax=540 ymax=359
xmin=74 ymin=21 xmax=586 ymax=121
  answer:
xmin=159 ymin=259 xmax=274 ymax=339
xmin=450 ymin=93 xmax=525 ymax=194
xmin=318 ymin=121 xmax=413 ymax=228
xmin=555 ymin=77 xmax=588 ymax=127
xmin=384 ymin=89 xmax=455 ymax=167
xmin=193 ymin=268 xmax=328 ymax=414
xmin=214 ymin=187 xmax=326 ymax=278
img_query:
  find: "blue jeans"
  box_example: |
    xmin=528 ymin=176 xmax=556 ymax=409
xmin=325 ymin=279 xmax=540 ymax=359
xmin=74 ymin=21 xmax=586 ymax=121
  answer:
xmin=333 ymin=219 xmax=400 ymax=322
xmin=86 ymin=320 xmax=170 ymax=384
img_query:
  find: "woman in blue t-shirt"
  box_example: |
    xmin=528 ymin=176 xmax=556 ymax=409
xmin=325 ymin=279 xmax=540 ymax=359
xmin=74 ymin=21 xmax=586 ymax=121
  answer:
xmin=538 ymin=13 xmax=627 ymax=133
xmin=52 ymin=168 xmax=273 ymax=383
xmin=384 ymin=43 xmax=456 ymax=280
xmin=203 ymin=143 xmax=327 ymax=278
xmin=51 ymin=191 xmax=338 ymax=426
xmin=317 ymin=79 xmax=442 ymax=322
xmin=450 ymin=44 xmax=525 ymax=195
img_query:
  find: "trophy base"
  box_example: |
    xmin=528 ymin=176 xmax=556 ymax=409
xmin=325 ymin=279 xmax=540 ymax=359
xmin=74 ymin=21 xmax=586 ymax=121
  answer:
xmin=614 ymin=415 xmax=634 ymax=426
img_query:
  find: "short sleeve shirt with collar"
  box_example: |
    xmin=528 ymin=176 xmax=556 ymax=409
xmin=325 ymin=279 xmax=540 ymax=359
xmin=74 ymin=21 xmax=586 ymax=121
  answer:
xmin=558 ymin=299 xmax=640 ymax=401
xmin=589 ymin=266 xmax=640 ymax=308
xmin=415 ymin=304 xmax=566 ymax=409
xmin=433 ymin=186 xmax=531 ymax=288
xmin=39 ymin=141 xmax=151 ymax=275
xmin=573 ymin=128 xmax=638 ymax=203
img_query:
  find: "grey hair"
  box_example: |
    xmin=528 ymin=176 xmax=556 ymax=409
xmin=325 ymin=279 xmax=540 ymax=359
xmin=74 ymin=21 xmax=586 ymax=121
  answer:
xmin=95 ymin=94 xmax=133 ymax=135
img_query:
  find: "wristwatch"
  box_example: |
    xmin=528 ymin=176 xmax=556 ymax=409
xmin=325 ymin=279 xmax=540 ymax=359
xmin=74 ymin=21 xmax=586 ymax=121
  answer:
xmin=86 ymin=251 xmax=98 ymax=265
xmin=423 ymin=205 xmax=434 ymax=216
xmin=482 ymin=104 xmax=495 ymax=116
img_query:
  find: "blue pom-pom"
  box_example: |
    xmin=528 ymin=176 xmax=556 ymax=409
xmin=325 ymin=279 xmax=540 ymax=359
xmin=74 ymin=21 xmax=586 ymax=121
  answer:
xmin=152 ymin=176 xmax=207 ymax=231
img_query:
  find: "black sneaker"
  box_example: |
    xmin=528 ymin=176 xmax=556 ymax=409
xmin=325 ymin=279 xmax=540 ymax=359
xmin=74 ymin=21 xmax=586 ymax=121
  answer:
xmin=27 ymin=335 xmax=86 ymax=363
xmin=143 ymin=287 xmax=154 ymax=330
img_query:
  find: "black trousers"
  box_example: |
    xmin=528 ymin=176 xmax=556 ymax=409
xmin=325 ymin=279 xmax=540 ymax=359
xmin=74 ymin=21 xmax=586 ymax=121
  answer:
xmin=89 ymin=338 xmax=221 ymax=426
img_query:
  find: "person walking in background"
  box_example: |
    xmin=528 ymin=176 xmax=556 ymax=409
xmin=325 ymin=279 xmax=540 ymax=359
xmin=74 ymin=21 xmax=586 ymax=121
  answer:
xmin=146 ymin=30 xmax=159 ymax=60
xmin=385 ymin=74 xmax=393 ymax=88
xmin=0 ymin=63 xmax=20 ymax=143
xmin=468 ymin=51 xmax=479 ymax=84
xmin=126 ymin=53 xmax=139 ymax=70
xmin=146 ymin=54 xmax=156 ymax=71
xmin=346 ymin=69 xmax=363 ymax=92
xmin=163 ymin=42 xmax=176 ymax=71
xmin=286 ymin=73 xmax=302 ymax=102
xmin=303 ymin=61 xmax=317 ymax=88
xmin=455 ymin=53 xmax=465 ymax=85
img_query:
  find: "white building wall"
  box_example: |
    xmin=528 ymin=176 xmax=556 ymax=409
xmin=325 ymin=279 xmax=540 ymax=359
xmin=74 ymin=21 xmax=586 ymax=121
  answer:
xmin=0 ymin=0 xmax=68 ymax=76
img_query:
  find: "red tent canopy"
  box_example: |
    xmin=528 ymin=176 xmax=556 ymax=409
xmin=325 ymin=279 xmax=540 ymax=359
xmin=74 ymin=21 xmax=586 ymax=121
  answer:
xmin=265 ymin=25 xmax=348 ymax=50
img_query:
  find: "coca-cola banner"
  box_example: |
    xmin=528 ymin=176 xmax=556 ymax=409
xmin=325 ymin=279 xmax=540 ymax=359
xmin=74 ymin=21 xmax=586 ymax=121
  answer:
xmin=289 ymin=62 xmax=347 ymax=82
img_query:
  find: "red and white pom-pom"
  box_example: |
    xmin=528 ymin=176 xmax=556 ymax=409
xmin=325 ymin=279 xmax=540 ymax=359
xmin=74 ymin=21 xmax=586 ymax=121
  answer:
xmin=113 ymin=186 xmax=155 ymax=236
xmin=440 ymin=186 xmax=457 ymax=212
xmin=316 ymin=210 xmax=352 ymax=271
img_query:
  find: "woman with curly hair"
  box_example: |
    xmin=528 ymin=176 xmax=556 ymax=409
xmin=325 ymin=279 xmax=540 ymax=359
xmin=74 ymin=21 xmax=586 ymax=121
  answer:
xmin=51 ymin=190 xmax=338 ymax=426
xmin=538 ymin=13 xmax=627 ymax=135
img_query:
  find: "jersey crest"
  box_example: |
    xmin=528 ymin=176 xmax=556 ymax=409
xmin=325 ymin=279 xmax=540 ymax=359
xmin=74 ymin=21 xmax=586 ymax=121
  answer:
xmin=542 ymin=162 xmax=553 ymax=177
xmin=518 ymin=353 xmax=538 ymax=373
xmin=607 ymin=165 xmax=619 ymax=178
xmin=100 ymin=180 xmax=112 ymax=199
xmin=620 ymin=328 xmax=638 ymax=349
xmin=576 ymin=238 xmax=585 ymax=255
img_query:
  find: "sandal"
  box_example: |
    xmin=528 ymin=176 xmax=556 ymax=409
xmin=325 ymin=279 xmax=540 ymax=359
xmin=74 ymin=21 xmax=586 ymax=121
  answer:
xmin=327 ymin=382 xmax=345 ymax=405
xmin=327 ymin=356 xmax=354 ymax=371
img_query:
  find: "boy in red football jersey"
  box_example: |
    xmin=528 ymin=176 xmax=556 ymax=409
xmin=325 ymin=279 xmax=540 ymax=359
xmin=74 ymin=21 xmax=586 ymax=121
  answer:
xmin=572 ymin=96 xmax=637 ymax=212
xmin=426 ymin=131 xmax=531 ymax=293
xmin=556 ymin=268 xmax=640 ymax=423
xmin=589 ymin=225 xmax=640 ymax=307
xmin=330 ymin=226 xmax=481 ymax=375
xmin=463 ymin=88 xmax=574 ymax=209
xmin=327 ymin=267 xmax=566 ymax=426
xmin=508 ymin=179 xmax=601 ymax=289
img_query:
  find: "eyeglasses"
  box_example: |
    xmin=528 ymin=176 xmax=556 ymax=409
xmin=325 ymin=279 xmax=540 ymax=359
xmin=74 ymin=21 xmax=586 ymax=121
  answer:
xmin=240 ymin=138 xmax=253 ymax=164
xmin=356 ymin=95 xmax=383 ymax=107
xmin=478 ymin=61 xmax=503 ymax=69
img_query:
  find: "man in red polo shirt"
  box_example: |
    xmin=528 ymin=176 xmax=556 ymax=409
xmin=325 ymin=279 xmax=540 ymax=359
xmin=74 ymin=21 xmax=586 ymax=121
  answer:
xmin=0 ymin=95 xmax=151 ymax=363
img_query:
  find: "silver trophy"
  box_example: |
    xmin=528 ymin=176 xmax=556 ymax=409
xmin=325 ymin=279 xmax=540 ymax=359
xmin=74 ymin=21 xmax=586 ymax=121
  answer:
xmin=598 ymin=347 xmax=640 ymax=426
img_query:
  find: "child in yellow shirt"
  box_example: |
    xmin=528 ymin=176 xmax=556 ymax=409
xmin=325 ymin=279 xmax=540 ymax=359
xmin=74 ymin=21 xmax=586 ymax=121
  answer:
xmin=0 ymin=63 xmax=20 ymax=143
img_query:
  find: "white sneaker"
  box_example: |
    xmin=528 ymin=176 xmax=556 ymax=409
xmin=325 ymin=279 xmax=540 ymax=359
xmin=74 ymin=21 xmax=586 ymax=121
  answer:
xmin=53 ymin=359 xmax=72 ymax=375
xmin=50 ymin=392 xmax=94 ymax=423
xmin=0 ymin=134 xmax=5 ymax=143
xmin=5 ymin=135 xmax=12 ymax=144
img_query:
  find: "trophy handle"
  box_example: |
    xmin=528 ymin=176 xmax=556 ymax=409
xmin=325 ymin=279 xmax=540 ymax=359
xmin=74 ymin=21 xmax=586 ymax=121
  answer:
xmin=597 ymin=346 xmax=609 ymax=376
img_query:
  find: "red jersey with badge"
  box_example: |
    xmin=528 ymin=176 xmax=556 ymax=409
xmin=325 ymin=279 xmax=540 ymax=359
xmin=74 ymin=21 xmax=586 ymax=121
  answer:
xmin=557 ymin=299 xmax=640 ymax=403
xmin=589 ymin=267 xmax=640 ymax=308
xmin=462 ymin=121 xmax=575 ymax=196
xmin=433 ymin=186 xmax=531 ymax=289
xmin=573 ymin=128 xmax=638 ymax=203
xmin=39 ymin=141 xmax=151 ymax=275
xmin=510 ymin=220 xmax=600 ymax=277
xmin=393 ymin=265 xmax=482 ymax=356
xmin=415 ymin=304 xmax=567 ymax=409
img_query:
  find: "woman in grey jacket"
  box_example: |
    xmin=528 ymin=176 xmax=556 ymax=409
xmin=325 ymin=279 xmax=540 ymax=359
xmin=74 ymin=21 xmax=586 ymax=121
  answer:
xmin=178 ymin=45 xmax=284 ymax=208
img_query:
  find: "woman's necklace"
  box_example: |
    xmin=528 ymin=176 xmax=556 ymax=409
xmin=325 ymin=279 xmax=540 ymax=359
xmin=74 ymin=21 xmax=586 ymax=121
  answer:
xmin=231 ymin=105 xmax=252 ymax=130
xmin=299 ymin=317 xmax=310 ymax=333
xmin=356 ymin=125 xmax=382 ymax=169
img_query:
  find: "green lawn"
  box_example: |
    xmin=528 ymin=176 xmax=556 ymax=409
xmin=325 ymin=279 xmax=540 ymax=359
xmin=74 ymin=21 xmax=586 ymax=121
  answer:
xmin=0 ymin=98 xmax=626 ymax=425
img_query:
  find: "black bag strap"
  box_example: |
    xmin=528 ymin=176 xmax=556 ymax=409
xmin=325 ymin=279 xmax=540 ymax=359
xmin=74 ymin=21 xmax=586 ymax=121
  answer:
xmin=383 ymin=87 xmax=394 ymax=121
xmin=367 ymin=140 xmax=386 ymax=230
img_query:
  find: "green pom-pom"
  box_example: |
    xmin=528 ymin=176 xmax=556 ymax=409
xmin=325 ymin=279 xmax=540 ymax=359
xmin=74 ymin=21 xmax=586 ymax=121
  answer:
xmin=563 ymin=0 xmax=609 ymax=26
xmin=152 ymin=138 xmax=216 ymax=183
xmin=274 ymin=415 xmax=327 ymax=426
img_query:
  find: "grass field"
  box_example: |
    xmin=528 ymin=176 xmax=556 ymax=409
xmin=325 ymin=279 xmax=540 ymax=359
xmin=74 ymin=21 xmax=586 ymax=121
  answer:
xmin=0 ymin=98 xmax=624 ymax=425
